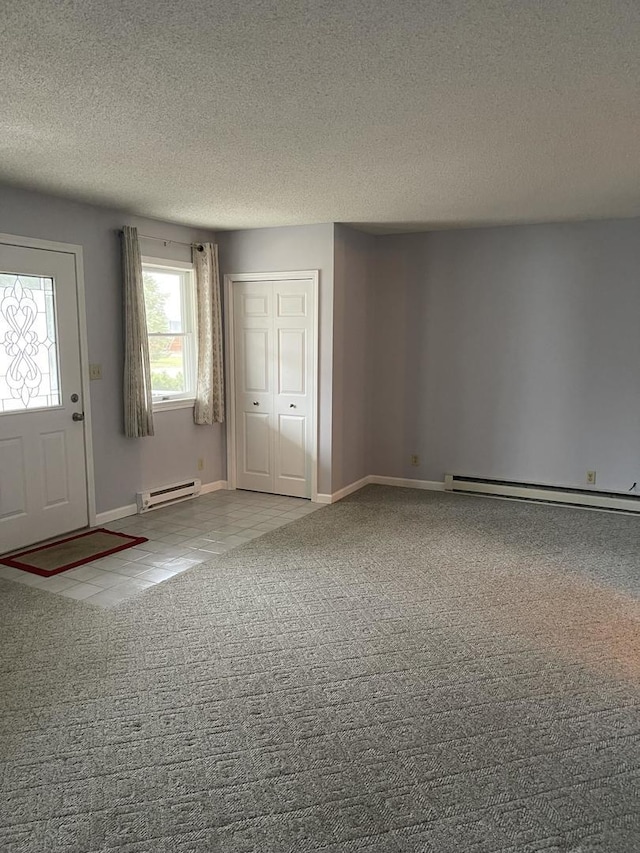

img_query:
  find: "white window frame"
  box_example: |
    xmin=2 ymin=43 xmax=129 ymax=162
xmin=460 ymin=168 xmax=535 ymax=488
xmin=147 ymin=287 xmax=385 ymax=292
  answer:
xmin=141 ymin=256 xmax=197 ymax=412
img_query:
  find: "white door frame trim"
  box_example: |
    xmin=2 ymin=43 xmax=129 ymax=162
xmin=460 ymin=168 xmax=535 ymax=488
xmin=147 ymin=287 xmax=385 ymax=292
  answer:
xmin=224 ymin=270 xmax=320 ymax=502
xmin=0 ymin=232 xmax=97 ymax=527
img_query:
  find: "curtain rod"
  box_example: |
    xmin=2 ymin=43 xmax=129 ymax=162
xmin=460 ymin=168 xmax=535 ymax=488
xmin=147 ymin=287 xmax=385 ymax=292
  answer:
xmin=121 ymin=231 xmax=205 ymax=250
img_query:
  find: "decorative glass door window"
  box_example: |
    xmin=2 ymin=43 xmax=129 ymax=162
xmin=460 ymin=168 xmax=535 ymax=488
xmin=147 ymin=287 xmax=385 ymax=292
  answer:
xmin=0 ymin=273 xmax=61 ymax=412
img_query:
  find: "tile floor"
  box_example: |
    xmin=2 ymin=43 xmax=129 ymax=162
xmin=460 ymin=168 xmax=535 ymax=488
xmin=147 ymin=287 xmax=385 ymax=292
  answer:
xmin=0 ymin=490 xmax=320 ymax=609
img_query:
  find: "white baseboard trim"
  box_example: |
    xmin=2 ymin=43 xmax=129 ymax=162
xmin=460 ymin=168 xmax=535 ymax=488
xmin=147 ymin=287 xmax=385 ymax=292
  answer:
xmin=314 ymin=475 xmax=373 ymax=504
xmin=200 ymin=480 xmax=229 ymax=495
xmin=330 ymin=475 xmax=372 ymax=503
xmin=315 ymin=474 xmax=446 ymax=505
xmin=96 ymin=473 xmax=637 ymax=522
xmin=369 ymin=476 xmax=446 ymax=491
xmin=95 ymin=504 xmax=137 ymax=525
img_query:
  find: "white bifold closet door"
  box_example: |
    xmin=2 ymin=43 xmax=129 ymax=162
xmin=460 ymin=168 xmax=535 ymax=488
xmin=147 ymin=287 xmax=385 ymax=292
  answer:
xmin=233 ymin=279 xmax=314 ymax=498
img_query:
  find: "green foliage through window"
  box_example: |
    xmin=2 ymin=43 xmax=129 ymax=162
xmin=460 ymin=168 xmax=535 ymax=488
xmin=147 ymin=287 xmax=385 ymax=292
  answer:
xmin=151 ymin=370 xmax=185 ymax=393
xmin=143 ymin=264 xmax=194 ymax=400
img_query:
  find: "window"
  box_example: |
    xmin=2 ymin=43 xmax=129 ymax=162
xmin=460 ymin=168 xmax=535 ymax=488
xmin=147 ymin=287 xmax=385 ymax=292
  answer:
xmin=0 ymin=273 xmax=61 ymax=411
xmin=142 ymin=259 xmax=197 ymax=408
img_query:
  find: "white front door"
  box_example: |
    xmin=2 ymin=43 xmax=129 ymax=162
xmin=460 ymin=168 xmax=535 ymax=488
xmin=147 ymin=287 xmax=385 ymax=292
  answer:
xmin=233 ymin=278 xmax=315 ymax=498
xmin=0 ymin=242 xmax=88 ymax=553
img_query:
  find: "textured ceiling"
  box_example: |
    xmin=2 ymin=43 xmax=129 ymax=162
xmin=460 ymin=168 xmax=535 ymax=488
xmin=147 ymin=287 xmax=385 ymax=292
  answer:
xmin=1 ymin=1 xmax=639 ymax=233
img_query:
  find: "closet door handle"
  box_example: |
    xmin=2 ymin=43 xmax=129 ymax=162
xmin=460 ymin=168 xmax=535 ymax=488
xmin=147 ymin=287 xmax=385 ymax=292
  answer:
xmin=252 ymin=401 xmax=259 ymax=406
xmin=289 ymin=404 xmax=296 ymax=408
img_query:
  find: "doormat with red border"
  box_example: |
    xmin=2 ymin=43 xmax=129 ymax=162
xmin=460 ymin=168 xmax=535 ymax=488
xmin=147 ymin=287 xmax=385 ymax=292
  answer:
xmin=0 ymin=528 xmax=149 ymax=577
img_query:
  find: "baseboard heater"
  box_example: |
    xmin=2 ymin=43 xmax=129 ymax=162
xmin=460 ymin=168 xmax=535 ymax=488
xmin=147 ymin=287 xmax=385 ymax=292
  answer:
xmin=137 ymin=478 xmax=201 ymax=514
xmin=444 ymin=474 xmax=640 ymax=514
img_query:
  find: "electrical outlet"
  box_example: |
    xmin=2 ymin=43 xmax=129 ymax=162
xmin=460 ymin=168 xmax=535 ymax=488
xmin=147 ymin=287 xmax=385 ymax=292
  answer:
xmin=586 ymin=470 xmax=596 ymax=485
xmin=410 ymin=454 xmax=420 ymax=467
xmin=197 ymin=458 xmax=204 ymax=471
xmin=89 ymin=363 xmax=102 ymax=381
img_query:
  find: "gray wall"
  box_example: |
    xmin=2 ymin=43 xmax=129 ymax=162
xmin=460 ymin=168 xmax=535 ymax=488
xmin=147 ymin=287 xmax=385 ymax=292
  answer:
xmin=332 ymin=225 xmax=375 ymax=492
xmin=0 ymin=185 xmax=223 ymax=513
xmin=217 ymin=224 xmax=335 ymax=495
xmin=5 ymin=180 xmax=638 ymax=507
xmin=371 ymin=218 xmax=640 ymax=493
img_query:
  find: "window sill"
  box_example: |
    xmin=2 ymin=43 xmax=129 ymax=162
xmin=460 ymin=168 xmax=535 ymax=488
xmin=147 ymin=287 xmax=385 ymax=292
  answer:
xmin=152 ymin=398 xmax=195 ymax=413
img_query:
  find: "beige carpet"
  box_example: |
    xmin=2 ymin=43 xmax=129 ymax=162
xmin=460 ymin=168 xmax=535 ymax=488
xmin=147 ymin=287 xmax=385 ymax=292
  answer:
xmin=0 ymin=486 xmax=639 ymax=851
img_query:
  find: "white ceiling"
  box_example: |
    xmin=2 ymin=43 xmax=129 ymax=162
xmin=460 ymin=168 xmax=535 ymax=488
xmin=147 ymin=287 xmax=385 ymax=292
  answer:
xmin=1 ymin=1 xmax=639 ymax=233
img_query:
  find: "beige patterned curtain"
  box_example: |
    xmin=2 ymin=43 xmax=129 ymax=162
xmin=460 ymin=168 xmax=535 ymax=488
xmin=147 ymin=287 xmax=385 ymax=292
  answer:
xmin=193 ymin=242 xmax=224 ymax=424
xmin=122 ymin=225 xmax=154 ymax=437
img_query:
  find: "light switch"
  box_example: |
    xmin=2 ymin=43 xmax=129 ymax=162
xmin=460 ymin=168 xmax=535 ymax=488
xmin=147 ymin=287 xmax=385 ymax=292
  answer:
xmin=89 ymin=364 xmax=102 ymax=381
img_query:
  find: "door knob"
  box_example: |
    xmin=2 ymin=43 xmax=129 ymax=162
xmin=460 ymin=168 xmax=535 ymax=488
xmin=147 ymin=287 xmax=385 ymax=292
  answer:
xmin=252 ymin=401 xmax=259 ymax=406
xmin=289 ymin=404 xmax=296 ymax=408
xmin=72 ymin=412 xmax=85 ymax=422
